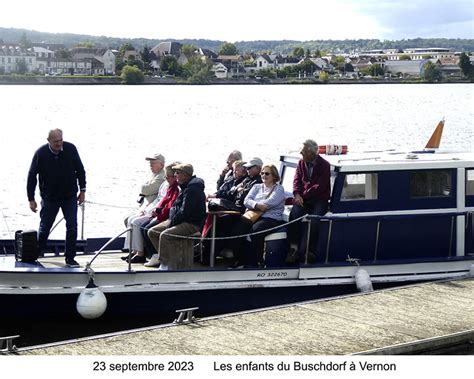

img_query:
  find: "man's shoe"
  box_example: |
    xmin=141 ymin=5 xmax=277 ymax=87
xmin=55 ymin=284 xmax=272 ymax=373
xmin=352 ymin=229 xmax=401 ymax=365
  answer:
xmin=121 ymin=248 xmax=129 ymax=253
xmin=127 ymin=254 xmax=146 ymax=264
xmin=230 ymin=260 xmax=243 ymax=269
xmin=144 ymin=254 xmax=160 ymax=267
xmin=285 ymin=247 xmax=298 ymax=264
xmin=65 ymin=258 xmax=80 ymax=268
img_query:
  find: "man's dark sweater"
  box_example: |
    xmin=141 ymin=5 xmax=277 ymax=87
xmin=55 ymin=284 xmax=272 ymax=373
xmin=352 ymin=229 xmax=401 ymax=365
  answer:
xmin=27 ymin=142 xmax=86 ymax=201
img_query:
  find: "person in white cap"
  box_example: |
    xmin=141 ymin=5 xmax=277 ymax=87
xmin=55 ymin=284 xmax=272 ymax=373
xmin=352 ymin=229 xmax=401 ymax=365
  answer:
xmin=122 ymin=153 xmax=166 ymax=257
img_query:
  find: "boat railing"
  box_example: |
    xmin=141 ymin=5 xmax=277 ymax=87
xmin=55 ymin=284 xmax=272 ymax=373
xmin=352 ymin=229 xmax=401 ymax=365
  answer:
xmin=304 ymin=211 xmax=469 ymax=264
xmin=85 ymin=227 xmax=132 ymax=272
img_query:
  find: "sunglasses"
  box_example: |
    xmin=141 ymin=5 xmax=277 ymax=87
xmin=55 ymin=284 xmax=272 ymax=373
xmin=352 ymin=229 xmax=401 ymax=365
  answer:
xmin=260 ymin=172 xmax=271 ymax=176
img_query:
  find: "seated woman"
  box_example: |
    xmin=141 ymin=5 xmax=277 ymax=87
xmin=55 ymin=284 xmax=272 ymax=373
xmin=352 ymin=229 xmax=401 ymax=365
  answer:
xmin=125 ymin=163 xmax=180 ymax=264
xmin=227 ymin=164 xmax=285 ymax=268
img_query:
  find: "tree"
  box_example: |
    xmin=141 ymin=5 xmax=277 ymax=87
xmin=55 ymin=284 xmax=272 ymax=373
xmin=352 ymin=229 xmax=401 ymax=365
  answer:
xmin=257 ymin=68 xmax=276 ymax=79
xmin=119 ymin=43 xmax=135 ymax=58
xmin=15 ymin=59 xmax=28 ymax=74
xmin=459 ymin=52 xmax=473 ymax=78
xmin=399 ymin=54 xmax=411 ymax=61
xmin=344 ymin=63 xmax=354 ymax=72
xmin=296 ymin=59 xmax=317 ymax=75
xmin=121 ymin=65 xmax=144 ymax=84
xmin=140 ymin=46 xmax=152 ymax=73
xmin=181 ymin=44 xmax=197 ymax=58
xmin=292 ymin=47 xmax=305 ymax=58
xmin=319 ymin=71 xmax=329 ymax=83
xmin=422 ymin=61 xmax=442 ymax=82
xmin=182 ymin=56 xmax=213 ymax=83
xmin=116 ymin=58 xmax=144 ymax=75
xmin=19 ymin=32 xmax=30 ymax=48
xmin=76 ymin=41 xmax=95 ymax=48
xmin=160 ymin=55 xmax=181 ymax=76
xmin=219 ymin=42 xmax=238 ymax=55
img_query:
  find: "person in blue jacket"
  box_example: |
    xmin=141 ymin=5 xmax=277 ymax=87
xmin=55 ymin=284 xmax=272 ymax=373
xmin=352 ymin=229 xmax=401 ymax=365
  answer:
xmin=27 ymin=129 xmax=86 ymax=268
xmin=147 ymin=163 xmax=206 ymax=269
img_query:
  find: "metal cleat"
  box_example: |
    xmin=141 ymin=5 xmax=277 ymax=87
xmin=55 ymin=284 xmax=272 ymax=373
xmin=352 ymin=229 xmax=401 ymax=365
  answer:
xmin=174 ymin=307 xmax=199 ymax=324
xmin=0 ymin=335 xmax=19 ymax=353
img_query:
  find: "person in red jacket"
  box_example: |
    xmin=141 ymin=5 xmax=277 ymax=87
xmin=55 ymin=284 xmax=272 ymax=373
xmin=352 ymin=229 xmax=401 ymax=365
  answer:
xmin=288 ymin=139 xmax=331 ymax=263
xmin=124 ymin=163 xmax=180 ymax=264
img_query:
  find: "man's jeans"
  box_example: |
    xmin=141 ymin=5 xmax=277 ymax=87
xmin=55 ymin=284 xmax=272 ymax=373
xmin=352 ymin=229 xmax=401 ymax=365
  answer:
xmin=38 ymin=196 xmax=78 ymax=259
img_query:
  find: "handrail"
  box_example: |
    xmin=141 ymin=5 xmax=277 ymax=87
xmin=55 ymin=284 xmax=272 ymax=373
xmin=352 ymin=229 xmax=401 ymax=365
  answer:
xmin=305 ymin=211 xmax=468 ymax=222
xmin=306 ymin=211 xmax=466 ymax=264
xmin=85 ymin=227 xmax=131 ymax=270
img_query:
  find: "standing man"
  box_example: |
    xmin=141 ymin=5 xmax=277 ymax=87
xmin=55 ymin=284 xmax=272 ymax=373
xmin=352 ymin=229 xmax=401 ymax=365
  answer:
xmin=288 ymin=139 xmax=331 ymax=263
xmin=27 ymin=129 xmax=86 ymax=268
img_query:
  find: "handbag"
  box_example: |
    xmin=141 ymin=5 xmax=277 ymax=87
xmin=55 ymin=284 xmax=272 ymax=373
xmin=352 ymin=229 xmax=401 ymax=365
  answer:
xmin=208 ymin=198 xmax=240 ymax=212
xmin=241 ymin=209 xmax=264 ymax=224
xmin=240 ymin=184 xmax=276 ymax=224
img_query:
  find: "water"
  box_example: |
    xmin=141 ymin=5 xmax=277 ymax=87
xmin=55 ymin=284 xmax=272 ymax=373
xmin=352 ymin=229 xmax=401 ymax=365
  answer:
xmin=1 ymin=83 xmax=472 ymax=240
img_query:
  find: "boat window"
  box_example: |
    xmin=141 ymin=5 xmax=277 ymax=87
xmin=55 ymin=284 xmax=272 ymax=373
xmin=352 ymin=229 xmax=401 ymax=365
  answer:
xmin=410 ymin=170 xmax=452 ymax=198
xmin=341 ymin=173 xmax=378 ymax=201
xmin=467 ymin=169 xmax=474 ymax=196
xmin=280 ymin=166 xmax=295 ymax=193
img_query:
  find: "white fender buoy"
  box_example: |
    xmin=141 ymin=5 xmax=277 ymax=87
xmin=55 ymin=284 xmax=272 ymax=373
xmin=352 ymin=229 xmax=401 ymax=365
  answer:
xmin=355 ymin=268 xmax=373 ymax=293
xmin=76 ymin=278 xmax=107 ymax=319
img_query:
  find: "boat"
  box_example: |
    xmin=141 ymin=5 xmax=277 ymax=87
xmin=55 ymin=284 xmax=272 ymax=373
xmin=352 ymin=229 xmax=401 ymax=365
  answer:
xmin=0 ymin=120 xmax=473 ymax=324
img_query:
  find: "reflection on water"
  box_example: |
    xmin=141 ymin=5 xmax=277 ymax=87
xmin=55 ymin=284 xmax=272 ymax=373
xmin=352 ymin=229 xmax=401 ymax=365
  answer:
xmin=0 ymin=84 xmax=472 ymax=240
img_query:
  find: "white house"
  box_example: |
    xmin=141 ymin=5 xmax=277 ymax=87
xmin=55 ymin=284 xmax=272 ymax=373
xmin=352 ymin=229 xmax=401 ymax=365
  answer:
xmin=71 ymin=48 xmax=116 ymax=75
xmin=30 ymin=47 xmax=55 ymax=59
xmin=0 ymin=45 xmax=36 ymax=73
xmin=255 ymin=54 xmax=274 ymax=70
xmin=211 ymin=62 xmax=228 ymax=78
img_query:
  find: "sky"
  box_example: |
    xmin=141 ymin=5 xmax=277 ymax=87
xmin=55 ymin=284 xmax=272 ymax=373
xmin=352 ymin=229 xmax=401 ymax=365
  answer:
xmin=1 ymin=0 xmax=473 ymax=41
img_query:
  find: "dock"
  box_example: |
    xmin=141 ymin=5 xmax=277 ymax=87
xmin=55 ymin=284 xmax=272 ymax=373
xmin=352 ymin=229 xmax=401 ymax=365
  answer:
xmin=12 ymin=277 xmax=474 ymax=355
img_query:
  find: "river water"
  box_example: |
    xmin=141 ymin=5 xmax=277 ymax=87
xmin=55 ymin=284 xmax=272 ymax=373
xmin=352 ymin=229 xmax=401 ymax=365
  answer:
xmin=1 ymin=83 xmax=473 ymax=239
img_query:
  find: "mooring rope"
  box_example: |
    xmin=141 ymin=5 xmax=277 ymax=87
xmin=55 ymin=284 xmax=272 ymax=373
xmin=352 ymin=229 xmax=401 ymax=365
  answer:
xmin=0 ymin=207 xmax=13 ymax=240
xmin=84 ymin=200 xmax=137 ymax=210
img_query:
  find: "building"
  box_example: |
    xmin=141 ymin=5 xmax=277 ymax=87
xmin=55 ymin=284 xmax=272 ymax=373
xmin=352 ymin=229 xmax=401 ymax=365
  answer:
xmin=384 ymin=59 xmax=431 ymax=76
xmin=71 ymin=47 xmax=116 ymax=75
xmin=0 ymin=45 xmax=36 ymax=74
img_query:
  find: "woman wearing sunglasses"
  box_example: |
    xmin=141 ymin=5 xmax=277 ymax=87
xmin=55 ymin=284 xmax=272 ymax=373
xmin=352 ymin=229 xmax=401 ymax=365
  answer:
xmin=228 ymin=164 xmax=286 ymax=268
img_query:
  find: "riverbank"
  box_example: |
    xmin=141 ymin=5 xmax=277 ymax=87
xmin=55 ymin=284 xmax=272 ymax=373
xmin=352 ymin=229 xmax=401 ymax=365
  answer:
xmin=0 ymin=75 xmax=471 ymax=85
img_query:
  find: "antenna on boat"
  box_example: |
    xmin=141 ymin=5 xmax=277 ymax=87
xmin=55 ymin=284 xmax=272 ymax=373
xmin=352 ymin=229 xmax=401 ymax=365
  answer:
xmin=424 ymin=118 xmax=445 ymax=150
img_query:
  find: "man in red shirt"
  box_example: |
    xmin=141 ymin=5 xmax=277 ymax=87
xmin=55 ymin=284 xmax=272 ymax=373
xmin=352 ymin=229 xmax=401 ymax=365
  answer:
xmin=288 ymin=139 xmax=331 ymax=263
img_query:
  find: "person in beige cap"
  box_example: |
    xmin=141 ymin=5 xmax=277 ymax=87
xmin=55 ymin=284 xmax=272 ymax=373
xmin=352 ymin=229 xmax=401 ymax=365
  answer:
xmin=122 ymin=153 xmax=166 ymax=259
xmin=146 ymin=163 xmax=206 ymax=269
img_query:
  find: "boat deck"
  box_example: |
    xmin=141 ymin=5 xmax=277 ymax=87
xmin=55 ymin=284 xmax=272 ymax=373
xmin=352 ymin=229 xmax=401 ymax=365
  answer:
xmin=0 ymin=251 xmax=228 ymax=271
xmin=13 ymin=277 xmax=474 ymax=355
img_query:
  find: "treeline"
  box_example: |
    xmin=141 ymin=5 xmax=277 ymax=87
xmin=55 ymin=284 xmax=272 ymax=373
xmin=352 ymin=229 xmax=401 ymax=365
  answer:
xmin=1 ymin=27 xmax=473 ymax=53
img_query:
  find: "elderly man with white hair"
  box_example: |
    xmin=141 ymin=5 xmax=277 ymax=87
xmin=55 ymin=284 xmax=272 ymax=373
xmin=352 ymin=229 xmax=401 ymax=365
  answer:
xmin=288 ymin=139 xmax=331 ymax=264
